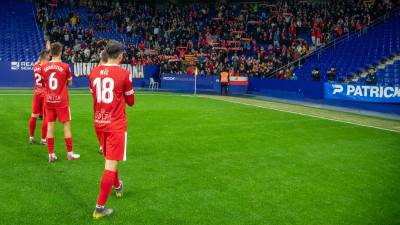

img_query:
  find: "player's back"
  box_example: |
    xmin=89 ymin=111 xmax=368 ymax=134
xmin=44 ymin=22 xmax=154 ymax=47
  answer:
xmin=33 ymin=63 xmax=46 ymax=95
xmin=33 ymin=63 xmax=46 ymax=89
xmin=42 ymin=61 xmax=72 ymax=108
xmin=89 ymin=64 xmax=132 ymax=132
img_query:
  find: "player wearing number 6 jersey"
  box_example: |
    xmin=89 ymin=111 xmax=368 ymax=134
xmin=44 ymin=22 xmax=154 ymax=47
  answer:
xmin=89 ymin=40 xmax=135 ymax=220
xmin=42 ymin=42 xmax=80 ymax=162
xmin=29 ymin=50 xmax=49 ymax=145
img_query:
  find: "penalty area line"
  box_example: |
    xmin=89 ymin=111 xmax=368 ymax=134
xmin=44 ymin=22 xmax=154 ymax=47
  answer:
xmin=201 ymin=96 xmax=400 ymax=133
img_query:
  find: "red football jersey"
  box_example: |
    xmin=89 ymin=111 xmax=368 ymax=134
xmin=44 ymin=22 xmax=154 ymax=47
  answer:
xmin=89 ymin=64 xmax=134 ymax=132
xmin=42 ymin=61 xmax=72 ymax=108
xmin=33 ymin=63 xmax=46 ymax=94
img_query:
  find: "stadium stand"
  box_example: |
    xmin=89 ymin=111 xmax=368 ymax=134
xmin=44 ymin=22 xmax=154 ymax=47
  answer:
xmin=294 ymin=11 xmax=400 ymax=85
xmin=0 ymin=0 xmax=44 ymax=62
xmin=32 ymin=0 xmax=396 ymax=81
xmin=376 ymin=54 xmax=400 ymax=86
xmin=51 ymin=5 xmax=124 ymax=42
xmin=1 ymin=0 xmax=398 ymax=86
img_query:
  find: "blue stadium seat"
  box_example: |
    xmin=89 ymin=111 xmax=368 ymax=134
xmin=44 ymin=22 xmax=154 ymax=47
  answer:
xmin=294 ymin=14 xmax=400 ymax=85
xmin=0 ymin=0 xmax=44 ymax=62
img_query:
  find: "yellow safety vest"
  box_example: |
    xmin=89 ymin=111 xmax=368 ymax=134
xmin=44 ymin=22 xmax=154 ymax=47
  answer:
xmin=220 ymin=72 xmax=229 ymax=83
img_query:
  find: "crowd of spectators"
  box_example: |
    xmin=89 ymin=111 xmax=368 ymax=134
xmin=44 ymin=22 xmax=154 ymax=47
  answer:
xmin=35 ymin=0 xmax=395 ymax=79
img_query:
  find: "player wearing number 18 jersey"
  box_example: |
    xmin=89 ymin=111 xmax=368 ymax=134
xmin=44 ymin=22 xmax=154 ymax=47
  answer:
xmin=29 ymin=50 xmax=49 ymax=145
xmin=42 ymin=42 xmax=80 ymax=162
xmin=96 ymin=50 xmax=109 ymax=155
xmin=89 ymin=40 xmax=134 ymax=219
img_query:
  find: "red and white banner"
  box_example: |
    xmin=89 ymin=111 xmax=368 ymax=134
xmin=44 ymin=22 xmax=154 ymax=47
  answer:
xmin=229 ymin=76 xmax=248 ymax=86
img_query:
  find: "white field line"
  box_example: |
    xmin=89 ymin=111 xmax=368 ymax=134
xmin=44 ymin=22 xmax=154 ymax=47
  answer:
xmin=200 ymin=96 xmax=400 ymax=134
xmin=1 ymin=92 xmax=398 ymax=133
xmin=0 ymin=93 xmax=177 ymax=96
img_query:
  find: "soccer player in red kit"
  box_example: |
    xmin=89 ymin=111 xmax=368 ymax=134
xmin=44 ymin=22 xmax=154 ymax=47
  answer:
xmin=29 ymin=50 xmax=49 ymax=145
xmin=97 ymin=49 xmax=109 ymax=155
xmin=42 ymin=42 xmax=80 ymax=162
xmin=89 ymin=40 xmax=134 ymax=219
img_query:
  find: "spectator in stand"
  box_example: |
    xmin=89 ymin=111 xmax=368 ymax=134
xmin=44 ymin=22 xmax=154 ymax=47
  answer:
xmin=366 ymin=67 xmax=377 ymax=85
xmin=291 ymin=72 xmax=297 ymax=80
xmin=327 ymin=67 xmax=337 ymax=81
xmin=35 ymin=0 xmax=395 ymax=80
xmin=311 ymin=67 xmax=321 ymax=81
xmin=314 ymin=25 xmax=322 ymax=47
xmin=284 ymin=68 xmax=293 ymax=80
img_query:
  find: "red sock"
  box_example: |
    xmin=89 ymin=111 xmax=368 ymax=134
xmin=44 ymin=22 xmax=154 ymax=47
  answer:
xmin=29 ymin=117 xmax=37 ymax=137
xmin=41 ymin=118 xmax=48 ymax=140
xmin=47 ymin=137 xmax=54 ymax=154
xmin=96 ymin=170 xmax=116 ymax=206
xmin=65 ymin=137 xmax=72 ymax=152
xmin=114 ymin=170 xmax=120 ymax=188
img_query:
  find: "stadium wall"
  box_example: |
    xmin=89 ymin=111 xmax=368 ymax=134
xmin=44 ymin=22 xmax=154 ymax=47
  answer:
xmin=248 ymin=77 xmax=325 ymax=99
xmin=160 ymin=74 xmax=217 ymax=92
xmin=0 ymin=61 xmax=158 ymax=88
xmin=0 ymin=61 xmax=399 ymax=114
xmin=157 ymin=74 xmax=399 ymax=114
xmin=247 ymin=77 xmax=400 ymax=114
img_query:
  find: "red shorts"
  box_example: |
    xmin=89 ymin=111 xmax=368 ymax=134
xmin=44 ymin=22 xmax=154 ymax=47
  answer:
xmin=96 ymin=131 xmax=127 ymax=161
xmin=46 ymin=106 xmax=71 ymax=123
xmin=32 ymin=92 xmax=45 ymax=115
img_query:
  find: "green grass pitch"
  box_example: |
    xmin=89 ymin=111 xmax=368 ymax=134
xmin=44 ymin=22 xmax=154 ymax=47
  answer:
xmin=0 ymin=89 xmax=399 ymax=225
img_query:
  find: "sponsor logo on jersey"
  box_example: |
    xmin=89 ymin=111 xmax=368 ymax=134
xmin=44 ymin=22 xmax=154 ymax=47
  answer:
xmin=95 ymin=110 xmax=112 ymax=124
xmin=47 ymin=95 xmax=62 ymax=103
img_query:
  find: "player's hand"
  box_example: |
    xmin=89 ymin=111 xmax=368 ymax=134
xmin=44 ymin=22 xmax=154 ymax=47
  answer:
xmin=46 ymin=40 xmax=51 ymax=51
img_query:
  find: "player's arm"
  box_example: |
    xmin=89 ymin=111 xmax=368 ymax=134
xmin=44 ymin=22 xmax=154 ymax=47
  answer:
xmin=88 ymin=73 xmax=93 ymax=95
xmin=40 ymin=64 xmax=46 ymax=88
xmin=88 ymin=72 xmax=97 ymax=102
xmin=66 ymin=65 xmax=72 ymax=87
xmin=45 ymin=40 xmax=51 ymax=52
xmin=124 ymin=72 xmax=135 ymax=106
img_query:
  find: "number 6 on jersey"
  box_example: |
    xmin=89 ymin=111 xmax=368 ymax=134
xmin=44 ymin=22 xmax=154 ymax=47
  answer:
xmin=49 ymin=72 xmax=58 ymax=90
xmin=93 ymin=77 xmax=114 ymax=103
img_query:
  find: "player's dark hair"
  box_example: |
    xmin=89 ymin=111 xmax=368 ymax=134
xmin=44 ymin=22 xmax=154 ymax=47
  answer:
xmin=39 ymin=50 xmax=49 ymax=60
xmin=105 ymin=40 xmax=124 ymax=59
xmin=50 ymin=42 xmax=63 ymax=57
xmin=100 ymin=50 xmax=108 ymax=63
